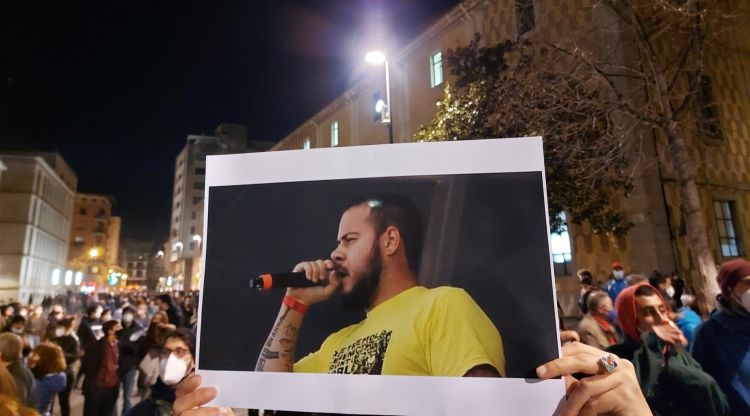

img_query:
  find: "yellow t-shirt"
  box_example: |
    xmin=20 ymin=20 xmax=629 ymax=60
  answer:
xmin=293 ymin=286 xmax=505 ymax=377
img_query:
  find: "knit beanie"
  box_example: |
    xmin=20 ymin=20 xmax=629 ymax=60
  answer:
xmin=716 ymin=259 xmax=750 ymax=300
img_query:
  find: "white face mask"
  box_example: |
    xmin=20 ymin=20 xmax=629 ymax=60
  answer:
xmin=665 ymin=286 xmax=675 ymax=298
xmin=159 ymin=353 xmax=189 ymax=386
xmin=613 ymin=270 xmax=625 ymax=280
xmin=11 ymin=327 xmax=23 ymax=335
xmin=680 ymin=294 xmax=695 ymax=306
xmin=54 ymin=328 xmax=66 ymax=337
xmin=734 ymin=290 xmax=750 ymax=314
xmin=122 ymin=313 xmax=134 ymax=324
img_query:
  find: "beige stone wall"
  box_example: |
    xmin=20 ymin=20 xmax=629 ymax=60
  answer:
xmin=270 ymin=0 xmax=749 ymax=306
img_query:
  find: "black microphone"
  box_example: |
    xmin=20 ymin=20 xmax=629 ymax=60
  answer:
xmin=250 ymin=272 xmax=322 ymax=291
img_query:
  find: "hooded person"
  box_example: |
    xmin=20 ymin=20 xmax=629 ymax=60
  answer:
xmin=606 ymin=283 xmax=729 ymax=416
xmin=692 ymin=259 xmax=750 ymax=416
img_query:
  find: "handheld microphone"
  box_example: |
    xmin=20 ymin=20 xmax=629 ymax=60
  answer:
xmin=250 ymin=272 xmax=321 ymax=291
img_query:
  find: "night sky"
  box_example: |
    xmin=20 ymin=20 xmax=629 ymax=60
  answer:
xmin=1 ymin=0 xmax=459 ymax=243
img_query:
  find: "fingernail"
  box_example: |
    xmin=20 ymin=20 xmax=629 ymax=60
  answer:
xmin=536 ymin=365 xmax=547 ymax=377
xmin=219 ymin=407 xmax=231 ymax=415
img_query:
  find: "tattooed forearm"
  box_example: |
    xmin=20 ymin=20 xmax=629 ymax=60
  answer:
xmin=255 ymin=305 xmax=304 ymax=372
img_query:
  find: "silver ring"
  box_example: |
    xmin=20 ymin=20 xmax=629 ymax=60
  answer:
xmin=598 ymin=353 xmax=618 ymax=373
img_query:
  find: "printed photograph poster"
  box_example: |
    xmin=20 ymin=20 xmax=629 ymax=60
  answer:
xmin=196 ymin=138 xmax=565 ymax=415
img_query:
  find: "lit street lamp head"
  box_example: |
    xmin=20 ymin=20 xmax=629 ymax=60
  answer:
xmin=364 ymin=51 xmax=386 ymax=65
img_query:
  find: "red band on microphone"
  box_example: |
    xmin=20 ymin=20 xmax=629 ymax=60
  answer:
xmin=260 ymin=274 xmax=273 ymax=290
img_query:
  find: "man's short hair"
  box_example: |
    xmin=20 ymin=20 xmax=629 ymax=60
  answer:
xmin=164 ymin=328 xmax=196 ymax=357
xmin=102 ymin=319 xmax=119 ymax=335
xmin=86 ymin=304 xmax=101 ymax=316
xmin=344 ymin=194 xmax=424 ymax=274
xmin=586 ymin=290 xmax=609 ymax=313
xmin=156 ymin=294 xmax=174 ymax=307
xmin=0 ymin=333 xmax=22 ymax=362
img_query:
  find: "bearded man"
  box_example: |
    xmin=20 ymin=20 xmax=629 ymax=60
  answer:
xmin=254 ymin=195 xmax=504 ymax=378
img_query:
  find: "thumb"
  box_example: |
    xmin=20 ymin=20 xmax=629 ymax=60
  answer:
xmin=324 ymin=271 xmax=341 ymax=296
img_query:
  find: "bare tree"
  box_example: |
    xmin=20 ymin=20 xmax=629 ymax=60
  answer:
xmin=415 ymin=1 xmax=747 ymax=298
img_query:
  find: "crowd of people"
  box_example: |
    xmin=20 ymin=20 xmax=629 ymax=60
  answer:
xmin=0 ymin=259 xmax=748 ymax=416
xmin=559 ymin=259 xmax=749 ymax=416
xmin=0 ymin=291 xmax=198 ymax=416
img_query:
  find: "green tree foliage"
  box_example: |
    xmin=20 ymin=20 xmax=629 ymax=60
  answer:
xmin=414 ymin=37 xmax=635 ymax=235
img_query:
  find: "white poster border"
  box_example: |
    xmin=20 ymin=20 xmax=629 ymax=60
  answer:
xmin=196 ymin=137 xmax=565 ymax=415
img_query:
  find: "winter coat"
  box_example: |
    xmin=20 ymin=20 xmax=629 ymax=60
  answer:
xmin=29 ymin=372 xmax=66 ymax=416
xmin=692 ymin=300 xmax=750 ymax=416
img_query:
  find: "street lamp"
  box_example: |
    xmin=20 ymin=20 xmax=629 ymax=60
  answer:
xmin=192 ymin=235 xmax=202 ymax=244
xmin=365 ymin=50 xmax=393 ymax=144
xmin=89 ymin=248 xmax=100 ymax=258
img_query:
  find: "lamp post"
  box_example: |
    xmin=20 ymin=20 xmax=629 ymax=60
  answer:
xmin=365 ymin=50 xmax=393 ymax=144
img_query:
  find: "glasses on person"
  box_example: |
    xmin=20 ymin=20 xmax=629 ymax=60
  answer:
xmin=160 ymin=346 xmax=190 ymax=359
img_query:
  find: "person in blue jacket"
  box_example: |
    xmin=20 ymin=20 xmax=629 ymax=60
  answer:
xmin=28 ymin=342 xmax=67 ymax=416
xmin=692 ymin=259 xmax=750 ymax=416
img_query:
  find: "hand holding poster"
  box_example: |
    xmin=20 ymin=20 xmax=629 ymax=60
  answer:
xmin=195 ymin=138 xmax=565 ymax=415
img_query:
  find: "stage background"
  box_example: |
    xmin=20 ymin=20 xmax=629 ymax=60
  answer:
xmin=199 ymin=172 xmax=557 ymax=378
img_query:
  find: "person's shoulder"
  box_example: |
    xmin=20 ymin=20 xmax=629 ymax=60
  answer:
xmin=428 ymin=286 xmax=472 ymax=301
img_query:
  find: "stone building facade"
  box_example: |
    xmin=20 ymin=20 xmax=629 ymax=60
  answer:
xmin=0 ymin=153 xmax=77 ymax=302
xmin=271 ymin=0 xmax=749 ymax=316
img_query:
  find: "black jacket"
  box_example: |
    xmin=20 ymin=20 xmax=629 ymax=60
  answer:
xmin=117 ymin=321 xmax=144 ymax=374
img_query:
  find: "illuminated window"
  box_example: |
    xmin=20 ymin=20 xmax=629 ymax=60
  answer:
xmin=550 ymin=212 xmax=573 ymax=275
xmin=430 ymin=51 xmax=443 ymax=88
xmin=331 ymin=121 xmax=339 ymax=147
xmin=303 ymin=138 xmax=311 ymax=150
xmin=714 ymin=200 xmax=741 ymax=257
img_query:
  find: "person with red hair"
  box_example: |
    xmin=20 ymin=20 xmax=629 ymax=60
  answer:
xmin=606 ymin=283 xmax=729 ymax=415
xmin=692 ymin=259 xmax=750 ymax=416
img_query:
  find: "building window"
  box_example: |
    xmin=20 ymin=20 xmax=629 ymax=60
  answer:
xmin=430 ymin=51 xmax=443 ymax=88
xmin=714 ymin=200 xmax=741 ymax=257
xmin=79 ymin=208 xmax=87 ymax=215
xmin=697 ymin=75 xmax=722 ymax=139
xmin=193 ymin=197 xmax=202 ymax=205
xmin=550 ymin=212 xmax=573 ymax=275
xmin=331 ymin=121 xmax=339 ymax=147
xmin=516 ymin=0 xmax=536 ymax=36
xmin=189 ymin=242 xmax=194 ymax=251
xmin=195 ymin=168 xmax=206 ymax=175
xmin=191 ymin=210 xmax=196 ymax=220
xmin=172 ymin=229 xmax=178 ymax=238
xmin=193 ymin=182 xmax=204 ymax=190
xmin=190 ymin=226 xmax=195 ymax=235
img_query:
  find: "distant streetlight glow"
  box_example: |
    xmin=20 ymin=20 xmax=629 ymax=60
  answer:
xmin=156 ymin=250 xmax=164 ymax=257
xmin=75 ymin=271 xmax=83 ymax=285
xmin=51 ymin=269 xmax=60 ymax=285
xmin=89 ymin=248 xmax=100 ymax=258
xmin=192 ymin=234 xmax=202 ymax=243
xmin=64 ymin=270 xmax=73 ymax=286
xmin=364 ymin=51 xmax=386 ymax=65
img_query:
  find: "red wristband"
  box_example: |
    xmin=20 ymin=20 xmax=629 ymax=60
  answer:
xmin=283 ymin=295 xmax=309 ymax=314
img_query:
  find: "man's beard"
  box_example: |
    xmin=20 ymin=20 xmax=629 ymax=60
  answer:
xmin=340 ymin=242 xmax=382 ymax=311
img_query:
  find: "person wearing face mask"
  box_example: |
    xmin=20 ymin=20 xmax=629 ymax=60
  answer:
xmin=577 ymin=290 xmax=618 ymax=349
xmin=673 ymin=287 xmax=704 ymax=347
xmin=607 ymin=283 xmax=729 ymax=416
xmin=606 ymin=262 xmax=628 ymax=301
xmin=3 ymin=315 xmax=34 ymax=358
xmin=116 ymin=305 xmax=145 ymax=415
xmin=51 ymin=318 xmax=80 ymax=416
xmin=82 ymin=319 xmax=122 ymax=416
xmin=692 ymin=259 xmax=750 ymax=415
xmin=129 ymin=328 xmax=195 ymax=416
